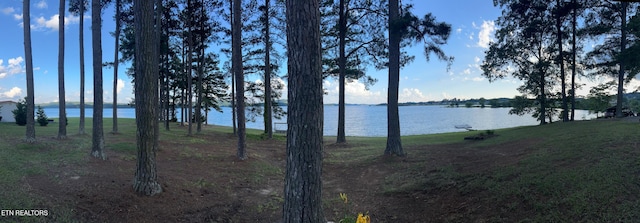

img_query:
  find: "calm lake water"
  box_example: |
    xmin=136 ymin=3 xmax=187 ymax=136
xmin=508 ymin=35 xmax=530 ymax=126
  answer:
xmin=43 ymin=105 xmax=597 ymax=137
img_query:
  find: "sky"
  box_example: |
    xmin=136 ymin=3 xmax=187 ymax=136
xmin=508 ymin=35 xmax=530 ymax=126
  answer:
xmin=0 ymin=0 xmax=638 ymax=105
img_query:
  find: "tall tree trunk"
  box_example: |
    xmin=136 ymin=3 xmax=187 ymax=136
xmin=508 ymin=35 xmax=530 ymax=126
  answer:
xmin=91 ymin=0 xmax=106 ymax=160
xmin=113 ymin=0 xmax=121 ymax=134
xmin=79 ymin=0 xmax=86 ymax=135
xmin=385 ymin=0 xmax=404 ymax=156
xmin=196 ymin=49 xmax=203 ymax=133
xmin=181 ymin=88 xmax=185 ymax=125
xmin=164 ymin=25 xmax=171 ymax=130
xmin=263 ymin=0 xmax=273 ymax=139
xmin=617 ymin=2 xmax=627 ymax=118
xmin=231 ymin=66 xmax=237 ymax=135
xmin=196 ymin=0 xmax=204 ymax=133
xmin=162 ymin=0 xmax=170 ymax=131
xmin=556 ymin=0 xmax=568 ymax=122
xmin=23 ymin=0 xmax=36 ymax=143
xmin=336 ymin=0 xmax=347 ymax=144
xmin=230 ymin=0 xmax=237 ymax=136
xmin=133 ymin=0 xmax=162 ymax=196
xmin=157 ymin=0 xmax=163 ymax=125
xmin=233 ymin=0 xmax=247 ymax=160
xmin=181 ymin=41 xmax=186 ymax=126
xmin=571 ymin=0 xmax=577 ymax=121
xmin=187 ymin=0 xmax=193 ymax=136
xmin=58 ymin=0 xmax=67 ymax=139
xmin=540 ymin=73 xmax=546 ymax=125
xmin=282 ymin=0 xmax=325 ymax=221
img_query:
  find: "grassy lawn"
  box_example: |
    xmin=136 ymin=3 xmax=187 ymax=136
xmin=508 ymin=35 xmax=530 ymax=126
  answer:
xmin=1 ymin=117 xmax=639 ymax=221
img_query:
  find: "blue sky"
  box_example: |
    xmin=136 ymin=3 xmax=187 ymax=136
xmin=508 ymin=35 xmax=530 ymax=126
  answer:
xmin=0 ymin=0 xmax=632 ymax=105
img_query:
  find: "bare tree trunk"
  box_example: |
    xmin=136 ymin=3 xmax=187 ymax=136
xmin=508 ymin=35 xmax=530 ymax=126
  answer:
xmin=164 ymin=30 xmax=171 ymax=130
xmin=231 ymin=68 xmax=237 ymax=135
xmin=539 ymin=61 xmax=547 ymax=125
xmin=337 ymin=0 xmax=347 ymax=144
xmin=91 ymin=0 xmax=106 ymax=160
xmin=181 ymin=41 xmax=186 ymax=126
xmin=133 ymin=0 xmax=162 ymax=196
xmin=196 ymin=0 xmax=204 ymax=133
xmin=23 ymin=0 xmax=36 ymax=143
xmin=161 ymin=0 xmax=170 ymax=131
xmin=282 ymin=0 xmax=325 ymax=221
xmin=196 ymin=51 xmax=202 ymax=133
xmin=233 ymin=0 xmax=247 ymax=160
xmin=113 ymin=0 xmax=121 ymax=134
xmin=187 ymin=0 xmax=194 ymax=136
xmin=385 ymin=0 xmax=404 ymax=156
xmin=571 ymin=0 xmax=577 ymax=121
xmin=616 ymin=2 xmax=627 ymax=119
xmin=79 ymin=0 xmax=86 ymax=135
xmin=156 ymin=0 xmax=165 ymax=131
xmin=58 ymin=0 xmax=67 ymax=139
xmin=263 ymin=0 xmax=273 ymax=139
xmin=556 ymin=0 xmax=568 ymax=122
xmin=230 ymin=0 xmax=237 ymax=136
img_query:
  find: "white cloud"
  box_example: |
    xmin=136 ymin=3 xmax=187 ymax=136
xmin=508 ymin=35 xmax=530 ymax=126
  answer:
xmin=14 ymin=13 xmax=22 ymax=20
xmin=8 ymin=57 xmax=23 ymax=67
xmin=116 ymin=79 xmax=125 ymax=94
xmin=478 ymin=20 xmax=496 ymax=48
xmin=34 ymin=15 xmax=57 ymax=30
xmin=400 ymin=88 xmax=432 ymax=102
xmin=324 ymin=80 xmax=333 ymax=88
xmin=344 ymin=81 xmax=380 ymax=98
xmin=470 ymin=77 xmax=485 ymax=82
xmin=36 ymin=0 xmax=48 ymax=9
xmin=0 ymin=57 xmax=25 ymax=79
xmin=1 ymin=7 xmax=15 ymax=15
xmin=456 ymin=28 xmax=462 ymax=34
xmin=463 ymin=68 xmax=471 ymax=75
xmin=32 ymin=14 xmax=81 ymax=31
xmin=1 ymin=87 xmax=23 ymax=98
xmin=474 ymin=56 xmax=481 ymax=63
xmin=323 ymin=80 xmax=384 ymax=104
xmin=574 ymin=76 xmax=640 ymax=98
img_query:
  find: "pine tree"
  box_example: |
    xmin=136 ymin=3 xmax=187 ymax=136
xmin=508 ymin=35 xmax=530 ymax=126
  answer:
xmin=23 ymin=0 xmax=36 ymax=143
xmin=282 ymin=0 xmax=325 ymax=221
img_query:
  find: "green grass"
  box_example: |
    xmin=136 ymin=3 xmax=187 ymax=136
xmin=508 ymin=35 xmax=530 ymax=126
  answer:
xmin=319 ymin=119 xmax=640 ymax=221
xmin=436 ymin=120 xmax=640 ymax=221
xmin=0 ymin=119 xmax=90 ymax=222
xmin=2 ymin=117 xmax=640 ymax=221
xmin=491 ymin=121 xmax=640 ymax=221
xmin=250 ymin=159 xmax=283 ymax=184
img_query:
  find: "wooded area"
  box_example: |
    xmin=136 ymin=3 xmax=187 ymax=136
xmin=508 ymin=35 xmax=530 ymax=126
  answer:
xmin=15 ymin=0 xmax=640 ymax=221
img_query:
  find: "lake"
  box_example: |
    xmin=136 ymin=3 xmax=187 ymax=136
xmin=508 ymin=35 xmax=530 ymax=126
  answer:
xmin=43 ymin=105 xmax=597 ymax=137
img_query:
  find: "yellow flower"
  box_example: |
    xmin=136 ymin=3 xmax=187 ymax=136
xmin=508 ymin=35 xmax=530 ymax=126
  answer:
xmin=356 ymin=213 xmax=370 ymax=223
xmin=339 ymin=193 xmax=348 ymax=204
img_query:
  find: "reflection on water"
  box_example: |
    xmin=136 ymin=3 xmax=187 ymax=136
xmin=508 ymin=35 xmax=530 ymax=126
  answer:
xmin=44 ymin=105 xmax=596 ymax=137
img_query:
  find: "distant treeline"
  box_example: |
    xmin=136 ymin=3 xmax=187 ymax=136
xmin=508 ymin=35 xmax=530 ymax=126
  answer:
xmin=375 ymin=93 xmax=640 ymax=111
xmin=37 ymin=102 xmax=133 ymax=109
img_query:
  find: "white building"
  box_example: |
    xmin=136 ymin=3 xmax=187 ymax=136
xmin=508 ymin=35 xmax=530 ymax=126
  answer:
xmin=0 ymin=101 xmax=18 ymax=123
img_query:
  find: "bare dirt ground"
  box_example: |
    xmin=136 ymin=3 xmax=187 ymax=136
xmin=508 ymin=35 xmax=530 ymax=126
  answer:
xmin=24 ymin=126 xmax=537 ymax=222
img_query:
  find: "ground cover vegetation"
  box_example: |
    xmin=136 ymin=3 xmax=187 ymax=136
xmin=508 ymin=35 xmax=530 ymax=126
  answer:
xmin=1 ymin=117 xmax=639 ymax=222
xmin=12 ymin=0 xmax=640 ymax=221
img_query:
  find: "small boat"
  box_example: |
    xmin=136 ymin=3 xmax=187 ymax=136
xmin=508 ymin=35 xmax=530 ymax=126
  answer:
xmin=454 ymin=124 xmax=473 ymax=130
